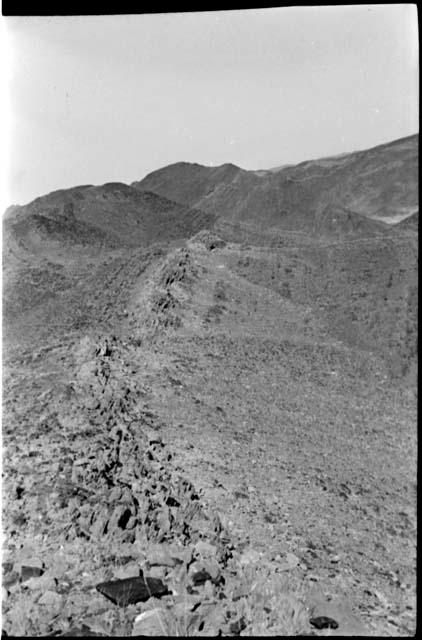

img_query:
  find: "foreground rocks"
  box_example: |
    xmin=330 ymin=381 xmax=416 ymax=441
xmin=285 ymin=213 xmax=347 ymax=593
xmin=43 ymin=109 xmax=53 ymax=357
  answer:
xmin=96 ymin=576 xmax=169 ymax=606
xmin=1 ymin=334 xmax=322 ymax=636
xmin=2 ymin=230 xmax=415 ymax=636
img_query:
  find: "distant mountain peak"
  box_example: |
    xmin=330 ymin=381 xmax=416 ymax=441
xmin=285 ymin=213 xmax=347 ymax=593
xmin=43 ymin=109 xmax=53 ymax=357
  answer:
xmin=131 ymin=133 xmax=418 ymax=235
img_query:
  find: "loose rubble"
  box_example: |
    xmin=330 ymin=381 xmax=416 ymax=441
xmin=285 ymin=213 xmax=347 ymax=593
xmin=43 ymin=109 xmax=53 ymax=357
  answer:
xmin=1 ymin=333 xmax=314 ymax=635
xmin=3 ymin=225 xmax=415 ymax=636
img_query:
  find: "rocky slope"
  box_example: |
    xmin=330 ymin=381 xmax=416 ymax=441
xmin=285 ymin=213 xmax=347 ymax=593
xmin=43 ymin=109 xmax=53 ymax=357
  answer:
xmin=2 ymin=182 xmax=215 ymax=352
xmin=133 ymin=134 xmax=418 ymax=231
xmin=2 ymin=135 xmax=417 ymax=636
xmin=4 ymin=182 xmax=215 ymax=250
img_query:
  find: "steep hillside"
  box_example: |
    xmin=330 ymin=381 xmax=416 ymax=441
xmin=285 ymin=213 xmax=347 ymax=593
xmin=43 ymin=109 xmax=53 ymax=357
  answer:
xmin=133 ymin=134 xmax=418 ymax=233
xmin=3 ymin=183 xmax=215 ymax=342
xmin=6 ymin=183 xmax=215 ymax=250
xmin=132 ymin=162 xmax=250 ymax=208
xmin=312 ymin=204 xmax=391 ymax=238
xmin=2 ymin=135 xmax=417 ymax=637
xmin=2 ymin=229 xmax=416 ymax=637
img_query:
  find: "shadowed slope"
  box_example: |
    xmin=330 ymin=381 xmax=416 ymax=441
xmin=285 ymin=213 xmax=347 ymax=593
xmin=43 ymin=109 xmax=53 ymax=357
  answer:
xmin=5 ymin=182 xmax=215 ymax=251
xmin=2 ymin=182 xmax=215 ymax=348
xmin=132 ymin=161 xmax=249 ymax=208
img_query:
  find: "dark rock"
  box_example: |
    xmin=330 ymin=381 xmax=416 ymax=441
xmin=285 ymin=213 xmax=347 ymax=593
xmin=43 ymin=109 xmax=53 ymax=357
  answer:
xmin=111 ymin=555 xmax=137 ymax=566
xmin=229 ymin=616 xmax=247 ymax=635
xmin=191 ymin=569 xmax=212 ymax=586
xmin=2 ymin=571 xmax=19 ymax=587
xmin=12 ymin=514 xmax=27 ymax=527
xmin=310 ymin=616 xmax=339 ymax=630
xmin=96 ymin=575 xmax=169 ymax=606
xmin=186 ymin=585 xmax=200 ymax=595
xmin=148 ymin=437 xmax=163 ymax=447
xmin=233 ymin=491 xmax=249 ymax=500
xmin=191 ymin=569 xmax=223 ymax=587
xmin=117 ymin=508 xmax=132 ymax=530
xmin=21 ymin=565 xmax=44 ymax=581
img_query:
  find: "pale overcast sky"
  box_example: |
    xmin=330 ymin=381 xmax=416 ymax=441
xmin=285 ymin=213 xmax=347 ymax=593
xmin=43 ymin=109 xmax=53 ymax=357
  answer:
xmin=3 ymin=5 xmax=419 ymax=206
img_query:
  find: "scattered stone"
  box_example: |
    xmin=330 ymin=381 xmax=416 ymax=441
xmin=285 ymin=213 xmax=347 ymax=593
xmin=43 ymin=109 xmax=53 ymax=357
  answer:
xmin=56 ymin=581 xmax=72 ymax=596
xmin=373 ymin=589 xmax=390 ymax=609
xmin=285 ymin=552 xmax=300 ymax=568
xmin=73 ymin=457 xmax=90 ymax=466
xmin=15 ymin=485 xmax=25 ymax=500
xmin=147 ymin=545 xmax=179 ymax=568
xmin=86 ymin=595 xmax=109 ymax=615
xmin=19 ymin=554 xmax=44 ymax=569
xmin=188 ymin=601 xmax=226 ymax=635
xmin=194 ymin=540 xmax=217 ymax=558
xmin=2 ymin=571 xmax=19 ymax=588
xmin=81 ymin=615 xmax=110 ymax=636
xmin=132 ymin=609 xmax=167 ymax=636
xmin=229 ymin=615 xmax=247 ymax=635
xmin=60 ymin=625 xmax=103 ymax=637
xmin=96 ymin=575 xmax=169 ymax=606
xmin=113 ymin=561 xmax=141 ymax=580
xmin=309 ymin=595 xmax=368 ymax=636
xmin=6 ymin=583 xmax=21 ymax=596
xmin=146 ymin=565 xmax=167 ymax=579
xmin=233 ymin=490 xmax=249 ymax=499
xmin=173 ymin=598 xmax=195 ymax=619
xmin=310 ymin=616 xmax=339 ymax=630
xmin=38 ymin=590 xmax=63 ymax=613
xmin=46 ymin=558 xmax=68 ymax=580
xmin=23 ymin=574 xmax=57 ymax=591
xmin=191 ymin=229 xmax=226 ymax=251
xmin=191 ymin=569 xmax=213 ymax=586
xmin=231 ymin=583 xmax=250 ymax=601
xmin=203 ymin=558 xmax=221 ymax=582
xmin=21 ymin=565 xmax=44 ymax=581
xmin=13 ymin=547 xmax=40 ymax=565
xmin=239 ymin=549 xmax=261 ymax=566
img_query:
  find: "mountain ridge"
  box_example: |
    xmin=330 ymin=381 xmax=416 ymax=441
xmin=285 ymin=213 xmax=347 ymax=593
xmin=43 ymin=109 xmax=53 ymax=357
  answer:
xmin=2 ymin=132 xmax=417 ymax=637
xmin=4 ymin=182 xmax=216 ymax=252
xmin=132 ymin=133 xmax=418 ymax=231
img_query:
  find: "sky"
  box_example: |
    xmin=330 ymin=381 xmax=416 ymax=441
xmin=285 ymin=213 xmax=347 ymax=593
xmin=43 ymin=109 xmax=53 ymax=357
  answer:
xmin=2 ymin=4 xmax=419 ymax=206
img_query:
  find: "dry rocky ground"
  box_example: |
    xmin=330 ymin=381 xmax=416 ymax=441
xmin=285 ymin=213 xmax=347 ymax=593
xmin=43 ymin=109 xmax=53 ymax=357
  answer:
xmin=2 ymin=134 xmax=418 ymax=636
xmin=2 ymin=223 xmax=417 ymax=636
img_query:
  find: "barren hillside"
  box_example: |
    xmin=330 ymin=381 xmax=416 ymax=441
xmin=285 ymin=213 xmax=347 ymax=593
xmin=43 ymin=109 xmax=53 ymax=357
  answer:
xmin=2 ymin=135 xmax=417 ymax=637
xmin=133 ymin=134 xmax=418 ymax=230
